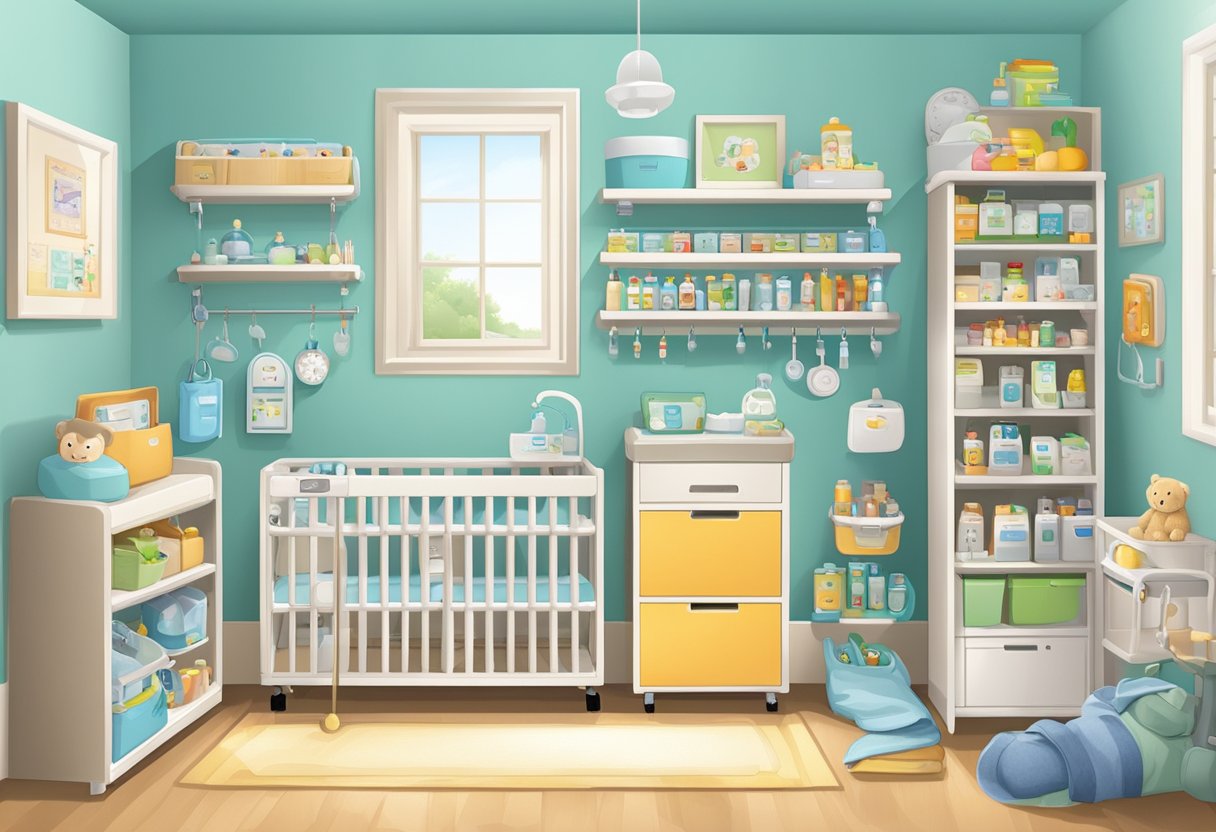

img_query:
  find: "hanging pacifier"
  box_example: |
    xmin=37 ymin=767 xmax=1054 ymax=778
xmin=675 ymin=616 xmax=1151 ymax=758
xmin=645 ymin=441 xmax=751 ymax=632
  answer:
xmin=838 ymin=328 xmax=850 ymax=370
xmin=762 ymin=326 xmax=772 ymax=351
xmin=608 ymin=326 xmax=619 ymax=358
xmin=248 ymin=311 xmax=266 ymax=349
xmin=633 ymin=327 xmax=642 ymax=360
xmin=736 ymin=326 xmax=746 ymax=355
xmin=687 ymin=327 xmax=697 ymax=353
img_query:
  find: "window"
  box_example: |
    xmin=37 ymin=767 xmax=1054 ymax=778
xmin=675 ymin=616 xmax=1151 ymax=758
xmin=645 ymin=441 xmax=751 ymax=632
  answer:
xmin=376 ymin=89 xmax=579 ymax=374
xmin=1183 ymin=27 xmax=1216 ymax=443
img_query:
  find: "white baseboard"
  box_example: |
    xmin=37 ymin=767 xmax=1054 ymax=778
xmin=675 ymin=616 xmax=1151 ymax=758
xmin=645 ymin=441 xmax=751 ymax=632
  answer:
xmin=224 ymin=620 xmax=928 ymax=686
xmin=0 ymin=681 xmax=8 ymax=782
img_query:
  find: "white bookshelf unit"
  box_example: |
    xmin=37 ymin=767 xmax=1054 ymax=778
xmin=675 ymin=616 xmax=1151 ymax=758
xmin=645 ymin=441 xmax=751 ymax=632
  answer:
xmin=925 ymin=119 xmax=1106 ymax=731
xmin=8 ymin=458 xmax=223 ymax=794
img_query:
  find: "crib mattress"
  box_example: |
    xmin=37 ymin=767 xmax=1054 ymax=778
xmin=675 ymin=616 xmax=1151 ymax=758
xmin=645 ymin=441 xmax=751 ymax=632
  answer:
xmin=273 ymin=573 xmax=595 ymax=606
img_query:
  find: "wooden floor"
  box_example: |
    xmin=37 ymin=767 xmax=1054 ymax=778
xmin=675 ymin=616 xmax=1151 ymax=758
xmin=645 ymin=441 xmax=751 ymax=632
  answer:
xmin=2 ymin=684 xmax=1213 ymax=831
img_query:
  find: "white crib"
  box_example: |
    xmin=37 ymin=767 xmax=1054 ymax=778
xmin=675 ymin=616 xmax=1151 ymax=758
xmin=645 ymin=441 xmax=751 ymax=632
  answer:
xmin=259 ymin=456 xmax=605 ymax=710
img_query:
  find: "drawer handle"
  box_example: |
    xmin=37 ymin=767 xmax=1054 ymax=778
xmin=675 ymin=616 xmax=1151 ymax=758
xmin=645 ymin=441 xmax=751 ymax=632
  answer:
xmin=689 ymin=484 xmax=740 ymax=494
xmin=689 ymin=603 xmax=740 ymax=613
xmin=1003 ymin=645 xmax=1040 ymax=652
xmin=689 ymin=510 xmax=741 ymax=520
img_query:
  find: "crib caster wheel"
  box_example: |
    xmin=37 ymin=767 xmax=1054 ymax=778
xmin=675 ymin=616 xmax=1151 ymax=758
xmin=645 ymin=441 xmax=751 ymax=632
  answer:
xmin=643 ymin=692 xmax=655 ymax=714
xmin=270 ymin=687 xmax=287 ymax=712
xmin=585 ymin=690 xmax=601 ymax=712
xmin=766 ymin=693 xmax=778 ymax=713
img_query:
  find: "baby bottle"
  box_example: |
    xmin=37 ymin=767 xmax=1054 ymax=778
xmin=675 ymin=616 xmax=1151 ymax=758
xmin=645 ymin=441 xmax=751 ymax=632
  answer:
xmin=220 ymin=219 xmax=254 ymax=260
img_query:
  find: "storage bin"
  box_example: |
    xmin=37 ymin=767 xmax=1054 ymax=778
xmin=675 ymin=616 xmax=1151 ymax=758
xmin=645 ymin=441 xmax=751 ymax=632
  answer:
xmin=112 ymin=547 xmax=168 ymax=591
xmin=147 ymin=519 xmax=204 ymax=574
xmin=963 ymin=576 xmax=1007 ymax=627
xmin=961 ymin=636 xmax=1088 ymax=708
xmin=1007 ymin=575 xmax=1085 ymax=625
xmin=830 ymin=512 xmax=904 ymax=556
xmin=111 ymin=620 xmax=169 ymax=703
xmin=75 ymin=387 xmax=173 ymax=487
xmin=604 ymin=136 xmax=689 ymax=189
xmin=142 ymin=586 xmax=207 ymax=651
xmin=1061 ymin=516 xmax=1096 ymax=562
xmin=112 ymin=676 xmax=167 ymax=762
xmin=174 ymin=156 xmax=228 ymax=185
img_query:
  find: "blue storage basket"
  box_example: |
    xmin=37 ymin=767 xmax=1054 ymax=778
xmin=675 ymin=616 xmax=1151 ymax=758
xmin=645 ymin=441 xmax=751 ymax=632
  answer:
xmin=604 ymin=136 xmax=689 ymax=189
xmin=112 ymin=676 xmax=167 ymax=762
xmin=37 ymin=455 xmax=129 ymax=502
xmin=111 ymin=620 xmax=169 ymax=704
xmin=141 ymin=587 xmax=207 ymax=651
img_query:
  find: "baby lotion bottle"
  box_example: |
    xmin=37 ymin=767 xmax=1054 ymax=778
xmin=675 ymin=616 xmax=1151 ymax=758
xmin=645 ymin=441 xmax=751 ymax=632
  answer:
xmin=626 ymin=276 xmax=641 ymax=310
xmin=819 ymin=269 xmax=833 ymax=312
xmin=659 ymin=275 xmax=678 ymax=310
xmin=678 ymin=274 xmax=696 ymax=310
xmin=605 ymin=269 xmax=622 ymax=311
xmin=642 ymin=273 xmax=657 ymax=310
xmin=800 ymin=272 xmax=816 ymax=311
xmin=836 ymin=274 xmax=849 ymax=312
xmin=833 ymin=479 xmax=853 ymax=516
xmin=775 ymin=276 xmax=792 ymax=311
xmin=867 ymin=268 xmax=885 ymax=311
xmin=756 ymin=273 xmax=774 ymax=311
xmin=722 ymin=273 xmax=737 ymax=311
xmin=706 ymin=275 xmax=723 ymax=310
xmin=852 ymin=275 xmax=868 ymax=311
xmin=738 ymin=277 xmax=751 ymax=312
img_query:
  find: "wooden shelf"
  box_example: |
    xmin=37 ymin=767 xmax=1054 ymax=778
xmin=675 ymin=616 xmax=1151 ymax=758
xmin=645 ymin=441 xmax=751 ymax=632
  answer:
xmin=170 ymin=183 xmax=357 ymax=205
xmin=955 ymin=301 xmax=1097 ymax=311
xmin=111 ymin=563 xmax=217 ymax=613
xmin=600 ymin=252 xmax=901 ymax=269
xmin=926 ymin=170 xmax=1106 ymax=194
xmin=596 ymin=309 xmax=901 ymax=336
xmin=176 ymin=264 xmax=362 ymax=284
xmin=599 ymin=187 xmax=891 ymax=206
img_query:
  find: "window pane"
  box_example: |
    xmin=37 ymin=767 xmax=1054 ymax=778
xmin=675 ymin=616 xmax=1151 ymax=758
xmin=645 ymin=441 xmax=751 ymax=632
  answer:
xmin=485 ymin=267 xmax=542 ymax=340
xmin=422 ymin=266 xmax=480 ymax=340
xmin=420 ymin=202 xmax=479 ymax=262
xmin=486 ymin=134 xmax=542 ymax=199
xmin=419 ymin=134 xmax=479 ymax=198
xmin=485 ymin=202 xmax=542 ymax=262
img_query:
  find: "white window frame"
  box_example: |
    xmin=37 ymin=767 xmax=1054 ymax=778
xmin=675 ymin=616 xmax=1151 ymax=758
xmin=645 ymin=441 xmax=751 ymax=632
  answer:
xmin=375 ymin=88 xmax=579 ymax=375
xmin=1183 ymin=26 xmax=1216 ymax=444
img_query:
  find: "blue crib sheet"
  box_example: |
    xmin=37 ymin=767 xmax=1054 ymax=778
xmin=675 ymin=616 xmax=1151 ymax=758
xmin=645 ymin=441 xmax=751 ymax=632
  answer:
xmin=273 ymin=572 xmax=595 ymax=605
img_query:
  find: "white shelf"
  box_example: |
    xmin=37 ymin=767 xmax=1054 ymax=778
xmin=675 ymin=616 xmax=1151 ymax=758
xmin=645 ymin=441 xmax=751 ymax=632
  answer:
xmin=955 ymin=388 xmax=1094 ymax=417
xmin=955 ymin=560 xmax=1097 ymax=573
xmin=926 ymin=170 xmax=1106 ymax=194
xmin=164 ymin=636 xmax=211 ymax=658
xmin=109 ymin=685 xmax=222 ymax=781
xmin=955 ymin=301 xmax=1097 ymax=312
xmin=111 ymin=563 xmax=217 ymax=613
xmin=955 ymin=243 xmax=1099 ymax=253
xmin=599 ymin=187 xmax=892 ymax=206
xmin=962 ymin=625 xmax=1090 ymax=638
xmin=108 ymin=474 xmax=216 ymax=534
xmin=1102 ymin=637 xmax=1171 ymax=665
xmin=954 ymin=345 xmax=1094 ymax=356
xmin=955 ymin=705 xmax=1082 ymax=718
xmin=170 ymin=183 xmax=357 ymax=205
xmin=836 ymin=617 xmax=902 ymax=625
xmin=176 ymin=264 xmax=362 ymax=284
xmin=596 ymin=309 xmax=901 ymax=336
xmin=954 ymin=460 xmax=1099 ymax=487
xmin=599 ymin=251 xmax=901 ymax=269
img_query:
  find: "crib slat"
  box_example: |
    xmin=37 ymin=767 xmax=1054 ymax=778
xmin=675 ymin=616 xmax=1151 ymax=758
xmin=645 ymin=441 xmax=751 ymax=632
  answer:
xmin=569 ymin=494 xmax=579 ymax=675
xmin=420 ymin=481 xmax=431 ymax=674
xmin=308 ymin=511 xmax=319 ymax=675
xmin=442 ymin=483 xmax=454 ymax=675
xmin=528 ymin=496 xmax=537 ymax=674
xmin=357 ymin=496 xmax=368 ymax=674
xmin=484 ymin=469 xmax=495 ymax=675
xmin=379 ymin=496 xmax=390 ymax=675
xmin=287 ymin=532 xmax=297 ymax=674
xmin=549 ymin=495 xmax=558 ymax=673
xmin=463 ymin=494 xmax=474 ymax=674
xmin=506 ymin=494 xmax=516 ymax=674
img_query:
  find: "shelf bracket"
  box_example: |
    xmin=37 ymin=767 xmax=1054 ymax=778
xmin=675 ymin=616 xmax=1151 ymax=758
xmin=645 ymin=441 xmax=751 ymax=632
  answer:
xmin=615 ymin=200 xmax=633 ymax=218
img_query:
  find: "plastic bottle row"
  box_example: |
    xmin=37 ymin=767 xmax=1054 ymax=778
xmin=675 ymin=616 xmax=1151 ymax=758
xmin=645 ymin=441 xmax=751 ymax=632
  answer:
xmin=605 ymin=268 xmax=888 ymax=313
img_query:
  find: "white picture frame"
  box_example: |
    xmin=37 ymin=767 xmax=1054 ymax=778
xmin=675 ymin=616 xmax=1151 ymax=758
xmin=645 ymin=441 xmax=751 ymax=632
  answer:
xmin=6 ymin=102 xmax=118 ymax=319
xmin=1117 ymin=173 xmax=1164 ymax=248
xmin=695 ymin=115 xmax=786 ymax=189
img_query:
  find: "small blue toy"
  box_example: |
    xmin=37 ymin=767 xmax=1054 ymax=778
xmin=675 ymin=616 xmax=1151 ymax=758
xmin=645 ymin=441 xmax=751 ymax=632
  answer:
xmin=37 ymin=418 xmax=129 ymax=502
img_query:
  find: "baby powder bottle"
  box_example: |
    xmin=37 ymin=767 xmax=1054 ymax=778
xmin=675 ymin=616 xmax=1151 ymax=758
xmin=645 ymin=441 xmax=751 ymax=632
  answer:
xmin=800 ymin=272 xmax=816 ymax=311
xmin=626 ymin=275 xmax=641 ymax=310
xmin=706 ymin=275 xmax=724 ymax=310
xmin=867 ymin=268 xmax=885 ymax=311
xmin=605 ymin=269 xmax=622 ymax=311
xmin=821 ymin=117 xmax=854 ymax=170
xmin=659 ymin=275 xmax=678 ymax=310
xmin=642 ymin=273 xmax=657 ymax=310
xmin=722 ymin=273 xmax=737 ymax=311
xmin=775 ymin=276 xmax=793 ymax=311
xmin=678 ymin=274 xmax=696 ymax=310
xmin=738 ymin=277 xmax=751 ymax=312
xmin=756 ymin=273 xmax=774 ymax=311
xmin=833 ymin=480 xmax=854 ymax=516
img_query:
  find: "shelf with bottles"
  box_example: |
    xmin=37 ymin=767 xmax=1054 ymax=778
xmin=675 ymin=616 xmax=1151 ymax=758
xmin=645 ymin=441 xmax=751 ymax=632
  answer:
xmin=596 ymin=310 xmax=900 ymax=336
xmin=176 ymin=264 xmax=362 ymax=284
xmin=599 ymin=187 xmax=892 ymax=206
xmin=183 ymin=219 xmax=358 ymax=284
xmin=603 ymin=224 xmax=898 ymax=269
xmin=600 ymin=252 xmax=900 ymax=269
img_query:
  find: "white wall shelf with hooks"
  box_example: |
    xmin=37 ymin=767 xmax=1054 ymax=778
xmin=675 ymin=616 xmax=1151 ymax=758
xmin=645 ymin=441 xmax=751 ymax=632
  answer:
xmin=599 ymin=187 xmax=892 ymax=209
xmin=176 ymin=265 xmax=362 ymax=284
xmin=601 ymin=252 xmax=900 ymax=269
xmin=597 ymin=310 xmax=900 ymax=337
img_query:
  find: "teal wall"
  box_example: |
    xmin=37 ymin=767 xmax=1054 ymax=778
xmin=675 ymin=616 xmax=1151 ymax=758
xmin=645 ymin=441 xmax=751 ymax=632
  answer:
xmin=129 ymin=33 xmax=1082 ymax=626
xmin=0 ymin=1 xmax=130 ymax=685
xmin=1084 ymin=1 xmax=1216 ymax=523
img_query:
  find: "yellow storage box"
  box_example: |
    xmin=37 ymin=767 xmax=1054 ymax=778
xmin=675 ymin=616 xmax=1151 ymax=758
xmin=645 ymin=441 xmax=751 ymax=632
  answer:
xmin=830 ymin=511 xmax=904 ymax=556
xmin=76 ymin=387 xmax=172 ymax=487
xmin=639 ymin=602 xmax=781 ymax=687
xmin=150 ymin=518 xmax=203 ymax=573
xmin=639 ymin=510 xmax=781 ymax=597
xmin=174 ymin=156 xmax=228 ymax=185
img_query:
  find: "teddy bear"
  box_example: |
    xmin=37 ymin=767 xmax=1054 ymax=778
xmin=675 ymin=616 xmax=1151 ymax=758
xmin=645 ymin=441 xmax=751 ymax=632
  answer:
xmin=1129 ymin=474 xmax=1191 ymax=542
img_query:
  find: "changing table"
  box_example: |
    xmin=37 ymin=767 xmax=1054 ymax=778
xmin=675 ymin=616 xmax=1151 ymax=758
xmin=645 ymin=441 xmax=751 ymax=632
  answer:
xmin=625 ymin=427 xmax=793 ymax=712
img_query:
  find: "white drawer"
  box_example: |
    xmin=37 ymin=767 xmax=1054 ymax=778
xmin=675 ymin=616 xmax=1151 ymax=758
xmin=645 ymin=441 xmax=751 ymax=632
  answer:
xmin=638 ymin=462 xmax=782 ymax=504
xmin=960 ymin=636 xmax=1088 ymax=708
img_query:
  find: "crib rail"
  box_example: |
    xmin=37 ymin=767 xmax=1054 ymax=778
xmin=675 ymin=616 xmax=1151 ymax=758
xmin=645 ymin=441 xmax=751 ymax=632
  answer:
xmin=259 ymin=457 xmax=604 ymax=690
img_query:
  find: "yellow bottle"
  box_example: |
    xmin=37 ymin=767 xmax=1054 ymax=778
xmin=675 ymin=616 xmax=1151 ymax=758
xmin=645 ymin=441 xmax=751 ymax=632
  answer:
xmin=819 ymin=268 xmax=833 ymax=312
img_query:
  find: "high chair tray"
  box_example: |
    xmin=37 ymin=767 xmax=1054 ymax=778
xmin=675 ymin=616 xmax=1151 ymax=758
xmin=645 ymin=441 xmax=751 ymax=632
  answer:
xmin=624 ymin=427 xmax=794 ymax=463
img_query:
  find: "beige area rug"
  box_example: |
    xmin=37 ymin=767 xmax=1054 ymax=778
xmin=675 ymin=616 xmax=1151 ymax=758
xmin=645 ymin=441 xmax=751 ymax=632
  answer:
xmin=183 ymin=711 xmax=839 ymax=790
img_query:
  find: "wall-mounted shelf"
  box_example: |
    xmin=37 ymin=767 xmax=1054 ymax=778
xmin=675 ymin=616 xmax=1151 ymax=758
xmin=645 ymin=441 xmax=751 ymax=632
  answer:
xmin=955 ymin=243 xmax=1099 ymax=253
xmin=170 ymin=183 xmax=358 ymax=205
xmin=600 ymin=252 xmax=901 ymax=269
xmin=925 ymin=170 xmax=1106 ymax=194
xmin=955 ymin=460 xmax=1099 ymax=487
xmin=955 ymin=302 xmax=1097 ymax=312
xmin=955 ymin=561 xmax=1097 ymax=574
xmin=599 ymin=187 xmax=891 ymax=207
xmin=953 ymin=346 xmax=1095 ymax=357
xmin=176 ymin=264 xmax=362 ymax=284
xmin=596 ymin=310 xmax=900 ymax=336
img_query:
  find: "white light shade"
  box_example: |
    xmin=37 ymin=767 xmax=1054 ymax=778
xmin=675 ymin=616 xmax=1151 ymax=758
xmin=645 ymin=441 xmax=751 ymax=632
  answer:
xmin=605 ymin=49 xmax=674 ymax=119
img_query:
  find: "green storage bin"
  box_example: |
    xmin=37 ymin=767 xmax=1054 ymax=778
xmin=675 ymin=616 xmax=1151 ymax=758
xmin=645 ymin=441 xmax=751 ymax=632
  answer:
xmin=1008 ymin=575 xmax=1085 ymax=625
xmin=112 ymin=547 xmax=167 ymax=591
xmin=962 ymin=576 xmax=1007 ymax=627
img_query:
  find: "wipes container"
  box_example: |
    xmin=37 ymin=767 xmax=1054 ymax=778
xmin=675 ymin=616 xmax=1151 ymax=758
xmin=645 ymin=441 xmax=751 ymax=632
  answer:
xmin=605 ymin=137 xmax=689 ymax=188
xmin=141 ymin=586 xmax=208 ymax=651
xmin=847 ymin=388 xmax=905 ymax=453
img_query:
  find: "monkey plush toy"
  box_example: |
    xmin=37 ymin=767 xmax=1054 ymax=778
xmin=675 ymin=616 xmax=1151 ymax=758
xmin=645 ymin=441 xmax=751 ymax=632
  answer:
xmin=37 ymin=418 xmax=130 ymax=502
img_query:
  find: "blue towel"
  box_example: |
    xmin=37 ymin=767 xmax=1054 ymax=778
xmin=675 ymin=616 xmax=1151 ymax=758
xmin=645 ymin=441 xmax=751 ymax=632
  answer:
xmin=823 ymin=637 xmax=942 ymax=765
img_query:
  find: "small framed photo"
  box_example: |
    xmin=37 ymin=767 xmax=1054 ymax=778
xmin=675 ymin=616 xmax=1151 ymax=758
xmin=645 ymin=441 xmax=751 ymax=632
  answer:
xmin=1118 ymin=173 xmax=1164 ymax=247
xmin=695 ymin=115 xmax=786 ymax=189
xmin=6 ymin=102 xmax=118 ymax=319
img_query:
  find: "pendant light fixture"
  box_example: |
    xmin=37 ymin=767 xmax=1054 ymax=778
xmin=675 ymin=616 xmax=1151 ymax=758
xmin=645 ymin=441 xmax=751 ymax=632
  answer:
xmin=605 ymin=0 xmax=674 ymax=119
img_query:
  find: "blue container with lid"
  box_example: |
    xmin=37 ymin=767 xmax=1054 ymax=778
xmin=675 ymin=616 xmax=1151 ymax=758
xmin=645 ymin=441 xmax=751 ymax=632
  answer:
xmin=605 ymin=136 xmax=689 ymax=189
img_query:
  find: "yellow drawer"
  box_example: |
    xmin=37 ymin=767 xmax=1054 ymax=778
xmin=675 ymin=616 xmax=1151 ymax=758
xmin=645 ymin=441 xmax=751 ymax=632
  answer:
xmin=640 ymin=511 xmax=780 ymax=597
xmin=639 ymin=602 xmax=781 ymax=687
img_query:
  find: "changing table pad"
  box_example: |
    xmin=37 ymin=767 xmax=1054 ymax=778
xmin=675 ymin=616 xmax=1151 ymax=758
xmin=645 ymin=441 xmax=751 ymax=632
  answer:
xmin=273 ymin=573 xmax=595 ymax=606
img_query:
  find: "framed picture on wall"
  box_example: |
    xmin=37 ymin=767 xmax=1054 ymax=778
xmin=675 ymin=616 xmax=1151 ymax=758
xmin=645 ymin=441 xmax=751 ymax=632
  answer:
xmin=695 ymin=115 xmax=785 ymax=189
xmin=1117 ymin=173 xmax=1165 ymax=247
xmin=6 ymin=102 xmax=118 ymax=319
